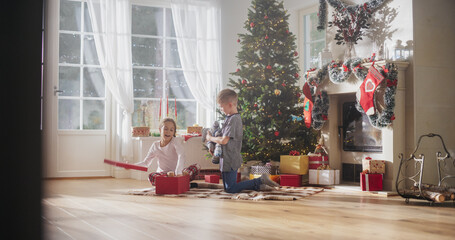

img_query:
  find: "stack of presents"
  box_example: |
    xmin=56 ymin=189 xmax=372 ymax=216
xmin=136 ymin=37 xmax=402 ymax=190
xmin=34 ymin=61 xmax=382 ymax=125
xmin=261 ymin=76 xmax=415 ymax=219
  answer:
xmin=360 ymin=157 xmax=385 ymax=191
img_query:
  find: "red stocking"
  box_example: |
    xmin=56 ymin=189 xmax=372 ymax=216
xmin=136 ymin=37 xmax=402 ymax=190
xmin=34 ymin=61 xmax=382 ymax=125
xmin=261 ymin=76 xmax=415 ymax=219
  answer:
xmin=356 ymin=65 xmax=384 ymax=115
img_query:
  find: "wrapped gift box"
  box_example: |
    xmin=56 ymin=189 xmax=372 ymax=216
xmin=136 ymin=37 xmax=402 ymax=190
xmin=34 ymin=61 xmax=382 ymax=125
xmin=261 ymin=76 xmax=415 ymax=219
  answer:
xmin=360 ymin=173 xmax=383 ymax=191
xmin=309 ymin=169 xmax=340 ymax=185
xmin=308 ymin=154 xmax=329 ymax=169
xmin=205 ymin=174 xmax=220 ymax=184
xmin=280 ymin=155 xmax=309 ymax=175
xmin=187 ymin=126 xmax=203 ymax=134
xmin=362 ymin=158 xmax=386 ymax=174
xmin=280 ymin=174 xmax=302 ymax=187
xmin=155 ymin=175 xmax=190 ymax=194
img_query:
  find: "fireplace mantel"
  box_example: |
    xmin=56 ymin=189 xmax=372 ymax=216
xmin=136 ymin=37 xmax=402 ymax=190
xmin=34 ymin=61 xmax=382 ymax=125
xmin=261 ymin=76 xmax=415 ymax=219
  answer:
xmin=308 ymin=60 xmax=409 ymax=191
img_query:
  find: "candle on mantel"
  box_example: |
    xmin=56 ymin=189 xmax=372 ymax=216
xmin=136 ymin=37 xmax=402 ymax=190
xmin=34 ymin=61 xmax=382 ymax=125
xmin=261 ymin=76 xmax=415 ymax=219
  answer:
xmin=166 ymin=95 xmax=169 ymax=117
xmin=159 ymin=98 xmax=162 ymax=120
xmin=175 ymin=98 xmax=177 ymax=119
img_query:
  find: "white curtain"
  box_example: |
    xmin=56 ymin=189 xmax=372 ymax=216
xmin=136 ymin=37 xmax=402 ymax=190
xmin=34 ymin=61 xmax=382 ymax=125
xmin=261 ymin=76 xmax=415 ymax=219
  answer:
xmin=87 ymin=0 xmax=134 ymax=160
xmin=170 ymin=0 xmax=221 ymax=114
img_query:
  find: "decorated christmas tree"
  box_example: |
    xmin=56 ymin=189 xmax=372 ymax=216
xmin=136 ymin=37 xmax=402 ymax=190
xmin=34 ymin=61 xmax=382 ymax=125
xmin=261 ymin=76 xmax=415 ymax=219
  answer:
xmin=229 ymin=0 xmax=318 ymax=162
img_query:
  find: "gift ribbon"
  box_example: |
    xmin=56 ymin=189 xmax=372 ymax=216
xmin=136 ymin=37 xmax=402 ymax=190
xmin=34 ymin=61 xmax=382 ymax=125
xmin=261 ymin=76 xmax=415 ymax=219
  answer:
xmin=365 ymin=174 xmax=369 ymax=191
xmin=309 ymin=160 xmax=329 ymax=164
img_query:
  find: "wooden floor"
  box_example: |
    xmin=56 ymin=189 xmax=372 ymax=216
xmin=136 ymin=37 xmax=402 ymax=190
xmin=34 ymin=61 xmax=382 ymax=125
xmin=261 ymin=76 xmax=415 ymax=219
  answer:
xmin=42 ymin=178 xmax=455 ymax=240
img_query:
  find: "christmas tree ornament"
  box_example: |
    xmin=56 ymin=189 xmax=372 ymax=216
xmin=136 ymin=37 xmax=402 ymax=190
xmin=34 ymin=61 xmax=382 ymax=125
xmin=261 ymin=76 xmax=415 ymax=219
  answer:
xmin=274 ymin=131 xmax=280 ymax=137
xmin=265 ymin=35 xmax=269 ymax=40
xmin=294 ymin=51 xmax=298 ymax=56
xmin=237 ymin=39 xmax=240 ymax=43
xmin=250 ymin=22 xmax=255 ymax=28
xmin=266 ymin=65 xmax=272 ymax=70
xmin=242 ymin=79 xmax=247 ymax=85
xmin=356 ymin=64 xmax=384 ymax=115
xmin=264 ymin=15 xmax=268 ymax=19
xmin=274 ymin=89 xmax=281 ymax=96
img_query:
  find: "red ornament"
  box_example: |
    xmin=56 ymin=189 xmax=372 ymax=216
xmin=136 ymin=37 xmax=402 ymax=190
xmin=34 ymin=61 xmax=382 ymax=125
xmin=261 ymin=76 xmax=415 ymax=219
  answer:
xmin=265 ymin=35 xmax=269 ymax=40
xmin=289 ymin=150 xmax=300 ymax=156
xmin=254 ymin=103 xmax=258 ymax=108
xmin=295 ymin=73 xmax=299 ymax=78
xmin=294 ymin=51 xmax=298 ymax=56
xmin=297 ymin=92 xmax=301 ymax=98
xmin=278 ymin=110 xmax=282 ymax=115
xmin=237 ymin=39 xmax=240 ymax=43
xmin=322 ymin=114 xmax=328 ymax=120
xmin=250 ymin=22 xmax=255 ymax=28
xmin=274 ymin=131 xmax=279 ymax=137
xmin=266 ymin=65 xmax=272 ymax=70
xmin=286 ymin=29 xmax=289 ymax=34
xmin=281 ymin=83 xmax=286 ymax=87
xmin=264 ymin=15 xmax=268 ymax=19
xmin=236 ymin=68 xmax=240 ymax=72
xmin=242 ymin=79 xmax=247 ymax=85
xmin=391 ymin=115 xmax=396 ymax=121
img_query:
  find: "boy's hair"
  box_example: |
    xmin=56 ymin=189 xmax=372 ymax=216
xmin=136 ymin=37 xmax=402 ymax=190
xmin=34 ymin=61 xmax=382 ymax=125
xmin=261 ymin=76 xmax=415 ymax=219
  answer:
xmin=159 ymin=117 xmax=177 ymax=137
xmin=217 ymin=88 xmax=238 ymax=105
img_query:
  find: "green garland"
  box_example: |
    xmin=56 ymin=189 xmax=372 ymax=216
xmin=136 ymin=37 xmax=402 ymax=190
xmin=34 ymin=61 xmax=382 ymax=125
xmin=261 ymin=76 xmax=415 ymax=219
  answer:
xmin=305 ymin=58 xmax=399 ymax=129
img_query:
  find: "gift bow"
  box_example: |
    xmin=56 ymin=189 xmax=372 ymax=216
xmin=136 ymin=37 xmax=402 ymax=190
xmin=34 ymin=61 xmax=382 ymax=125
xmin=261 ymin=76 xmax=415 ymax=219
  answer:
xmin=289 ymin=150 xmax=300 ymax=156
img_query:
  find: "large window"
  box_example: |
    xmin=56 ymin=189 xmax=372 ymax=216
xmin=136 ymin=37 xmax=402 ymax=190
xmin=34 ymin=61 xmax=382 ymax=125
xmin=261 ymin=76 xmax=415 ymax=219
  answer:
xmin=301 ymin=10 xmax=326 ymax=72
xmin=57 ymin=0 xmax=200 ymax=132
xmin=58 ymin=0 xmax=106 ymax=130
xmin=131 ymin=4 xmax=196 ymax=131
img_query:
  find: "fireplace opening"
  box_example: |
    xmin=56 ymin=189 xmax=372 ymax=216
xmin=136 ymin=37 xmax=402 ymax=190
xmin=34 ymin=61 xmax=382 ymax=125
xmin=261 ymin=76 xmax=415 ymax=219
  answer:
xmin=342 ymin=101 xmax=382 ymax=152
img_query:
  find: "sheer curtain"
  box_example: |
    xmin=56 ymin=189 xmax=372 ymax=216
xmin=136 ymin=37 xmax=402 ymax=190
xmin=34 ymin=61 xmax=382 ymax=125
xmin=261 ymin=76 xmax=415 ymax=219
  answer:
xmin=87 ymin=0 xmax=134 ymax=160
xmin=170 ymin=0 xmax=221 ymax=121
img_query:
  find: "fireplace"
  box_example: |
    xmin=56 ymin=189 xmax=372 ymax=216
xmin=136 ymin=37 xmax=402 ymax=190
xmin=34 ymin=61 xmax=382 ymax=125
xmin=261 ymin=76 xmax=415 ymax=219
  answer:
xmin=342 ymin=101 xmax=382 ymax=152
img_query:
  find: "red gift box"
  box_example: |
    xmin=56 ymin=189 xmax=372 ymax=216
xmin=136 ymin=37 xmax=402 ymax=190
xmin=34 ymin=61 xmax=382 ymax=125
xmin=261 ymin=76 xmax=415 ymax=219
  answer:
xmin=205 ymin=174 xmax=220 ymax=184
xmin=280 ymin=174 xmax=302 ymax=187
xmin=155 ymin=175 xmax=190 ymax=194
xmin=360 ymin=173 xmax=383 ymax=191
xmin=308 ymin=155 xmax=329 ymax=169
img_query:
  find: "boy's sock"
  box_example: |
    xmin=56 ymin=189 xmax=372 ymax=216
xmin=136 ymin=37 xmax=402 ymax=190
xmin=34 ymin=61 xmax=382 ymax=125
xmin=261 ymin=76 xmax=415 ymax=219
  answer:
xmin=259 ymin=184 xmax=275 ymax=191
xmin=260 ymin=173 xmax=280 ymax=187
xmin=190 ymin=182 xmax=198 ymax=188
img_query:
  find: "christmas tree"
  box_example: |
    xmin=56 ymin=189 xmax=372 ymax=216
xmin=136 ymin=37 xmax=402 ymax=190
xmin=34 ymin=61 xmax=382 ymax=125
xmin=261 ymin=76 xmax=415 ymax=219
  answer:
xmin=228 ymin=0 xmax=318 ymax=162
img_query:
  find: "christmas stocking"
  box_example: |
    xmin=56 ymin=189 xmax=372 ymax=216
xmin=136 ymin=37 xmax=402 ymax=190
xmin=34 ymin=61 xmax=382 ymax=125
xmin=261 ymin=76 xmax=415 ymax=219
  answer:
xmin=302 ymin=83 xmax=313 ymax=128
xmin=303 ymin=97 xmax=313 ymax=128
xmin=356 ymin=65 xmax=385 ymax=115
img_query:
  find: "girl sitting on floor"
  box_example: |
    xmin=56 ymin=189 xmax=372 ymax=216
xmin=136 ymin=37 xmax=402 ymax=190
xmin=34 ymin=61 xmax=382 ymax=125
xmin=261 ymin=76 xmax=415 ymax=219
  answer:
xmin=135 ymin=117 xmax=200 ymax=186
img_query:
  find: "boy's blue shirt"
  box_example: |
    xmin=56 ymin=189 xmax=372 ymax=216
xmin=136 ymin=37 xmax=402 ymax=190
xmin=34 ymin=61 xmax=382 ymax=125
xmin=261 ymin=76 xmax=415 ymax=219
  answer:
xmin=219 ymin=113 xmax=243 ymax=172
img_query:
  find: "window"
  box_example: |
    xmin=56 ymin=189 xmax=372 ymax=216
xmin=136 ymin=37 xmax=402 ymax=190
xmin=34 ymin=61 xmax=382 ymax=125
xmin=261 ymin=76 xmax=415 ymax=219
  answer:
xmin=58 ymin=0 xmax=106 ymax=130
xmin=301 ymin=9 xmax=326 ymax=72
xmin=131 ymin=4 xmax=197 ymax=132
xmin=57 ymin=0 xmax=203 ymax=132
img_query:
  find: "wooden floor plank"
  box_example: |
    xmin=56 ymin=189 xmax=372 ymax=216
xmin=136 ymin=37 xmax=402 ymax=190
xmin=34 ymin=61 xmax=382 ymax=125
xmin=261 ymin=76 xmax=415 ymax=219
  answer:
xmin=42 ymin=178 xmax=455 ymax=240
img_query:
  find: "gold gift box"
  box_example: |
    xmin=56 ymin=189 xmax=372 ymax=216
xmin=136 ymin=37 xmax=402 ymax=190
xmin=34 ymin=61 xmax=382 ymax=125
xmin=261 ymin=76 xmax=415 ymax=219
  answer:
xmin=362 ymin=159 xmax=386 ymax=174
xmin=280 ymin=155 xmax=309 ymax=175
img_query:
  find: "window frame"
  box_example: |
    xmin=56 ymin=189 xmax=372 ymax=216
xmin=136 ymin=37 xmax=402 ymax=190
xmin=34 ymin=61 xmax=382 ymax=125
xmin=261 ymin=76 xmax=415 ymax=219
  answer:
xmin=298 ymin=4 xmax=327 ymax=75
xmin=130 ymin=0 xmax=201 ymax=134
xmin=57 ymin=0 xmax=107 ymax=131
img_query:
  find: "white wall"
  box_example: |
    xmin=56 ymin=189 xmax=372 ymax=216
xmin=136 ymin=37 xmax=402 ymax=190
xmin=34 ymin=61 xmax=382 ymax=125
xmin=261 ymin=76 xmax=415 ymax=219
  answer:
xmin=412 ymin=0 xmax=455 ymax=185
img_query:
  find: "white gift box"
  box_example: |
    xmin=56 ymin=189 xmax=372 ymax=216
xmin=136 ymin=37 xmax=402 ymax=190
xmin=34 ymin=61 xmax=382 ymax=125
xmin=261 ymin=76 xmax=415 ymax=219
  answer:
xmin=309 ymin=169 xmax=340 ymax=185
